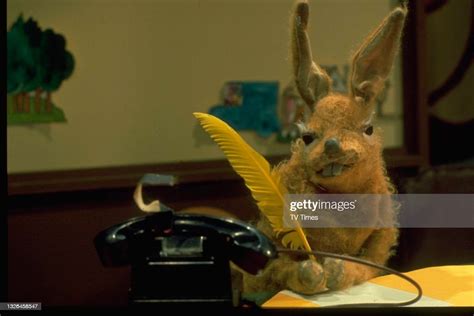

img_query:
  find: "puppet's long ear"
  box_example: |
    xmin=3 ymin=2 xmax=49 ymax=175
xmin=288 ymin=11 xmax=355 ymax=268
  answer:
xmin=350 ymin=6 xmax=407 ymax=105
xmin=291 ymin=0 xmax=331 ymax=111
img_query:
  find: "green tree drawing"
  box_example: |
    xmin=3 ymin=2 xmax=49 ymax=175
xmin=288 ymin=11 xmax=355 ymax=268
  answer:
xmin=7 ymin=15 xmax=75 ymax=115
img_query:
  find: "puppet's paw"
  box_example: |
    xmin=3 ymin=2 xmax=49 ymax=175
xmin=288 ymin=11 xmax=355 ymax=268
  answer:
xmin=287 ymin=260 xmax=327 ymax=295
xmin=323 ymin=258 xmax=345 ymax=290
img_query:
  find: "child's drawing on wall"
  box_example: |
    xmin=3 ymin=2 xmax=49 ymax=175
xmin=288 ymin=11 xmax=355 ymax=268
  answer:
xmin=7 ymin=15 xmax=75 ymax=125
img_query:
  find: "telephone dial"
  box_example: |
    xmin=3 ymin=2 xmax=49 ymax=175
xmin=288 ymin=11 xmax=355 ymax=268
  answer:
xmin=94 ymin=205 xmax=277 ymax=307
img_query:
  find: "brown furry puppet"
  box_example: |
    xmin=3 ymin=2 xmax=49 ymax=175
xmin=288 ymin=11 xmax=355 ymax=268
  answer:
xmin=242 ymin=1 xmax=407 ymax=295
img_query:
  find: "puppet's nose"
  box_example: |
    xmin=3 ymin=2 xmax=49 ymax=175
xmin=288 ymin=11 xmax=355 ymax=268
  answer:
xmin=324 ymin=138 xmax=340 ymax=154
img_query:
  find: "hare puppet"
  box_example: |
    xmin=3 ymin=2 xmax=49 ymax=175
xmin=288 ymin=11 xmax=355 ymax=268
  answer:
xmin=243 ymin=1 xmax=407 ymax=295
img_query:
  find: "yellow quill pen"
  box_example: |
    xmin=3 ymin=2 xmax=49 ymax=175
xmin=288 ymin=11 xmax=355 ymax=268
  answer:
xmin=194 ymin=112 xmax=313 ymax=256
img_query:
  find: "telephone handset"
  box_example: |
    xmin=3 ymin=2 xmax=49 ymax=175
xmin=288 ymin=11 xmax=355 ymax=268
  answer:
xmin=94 ymin=206 xmax=277 ymax=306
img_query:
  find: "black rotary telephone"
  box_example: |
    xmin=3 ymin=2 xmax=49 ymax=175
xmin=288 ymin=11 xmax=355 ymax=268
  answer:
xmin=94 ymin=205 xmax=277 ymax=307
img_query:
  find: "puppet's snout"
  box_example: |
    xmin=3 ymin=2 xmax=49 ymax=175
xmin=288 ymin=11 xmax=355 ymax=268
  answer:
xmin=324 ymin=138 xmax=340 ymax=155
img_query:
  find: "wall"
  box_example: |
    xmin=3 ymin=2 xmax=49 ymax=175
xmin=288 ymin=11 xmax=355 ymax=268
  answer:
xmin=7 ymin=0 xmax=403 ymax=173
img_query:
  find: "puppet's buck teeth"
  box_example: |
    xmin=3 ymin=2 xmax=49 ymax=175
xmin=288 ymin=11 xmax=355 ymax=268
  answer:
xmin=332 ymin=163 xmax=343 ymax=176
xmin=322 ymin=164 xmax=333 ymax=177
xmin=321 ymin=163 xmax=344 ymax=177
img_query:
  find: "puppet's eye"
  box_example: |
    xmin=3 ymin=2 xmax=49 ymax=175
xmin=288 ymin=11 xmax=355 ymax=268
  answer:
xmin=364 ymin=125 xmax=373 ymax=136
xmin=302 ymin=133 xmax=317 ymax=145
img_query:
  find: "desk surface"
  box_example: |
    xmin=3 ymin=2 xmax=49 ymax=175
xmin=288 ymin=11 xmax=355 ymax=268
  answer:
xmin=263 ymin=265 xmax=474 ymax=308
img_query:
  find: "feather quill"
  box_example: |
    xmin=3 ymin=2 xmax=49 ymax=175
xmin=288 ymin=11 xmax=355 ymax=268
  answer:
xmin=194 ymin=112 xmax=313 ymax=254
